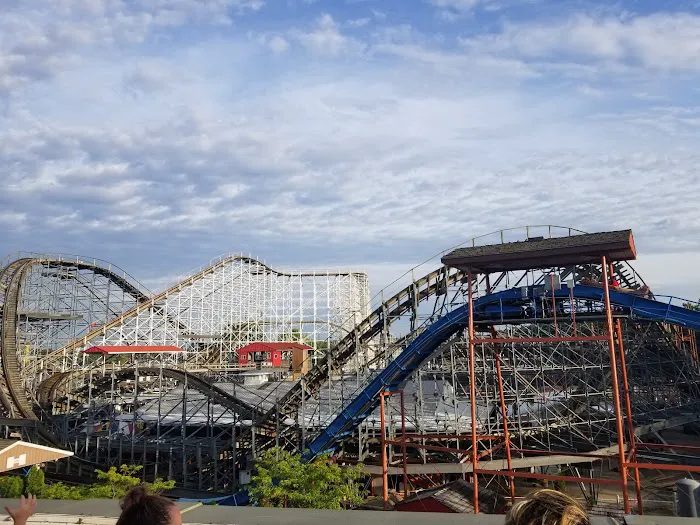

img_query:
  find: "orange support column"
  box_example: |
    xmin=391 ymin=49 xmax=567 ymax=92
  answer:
xmin=467 ymin=267 xmax=479 ymax=513
xmin=400 ymin=390 xmax=408 ymax=498
xmin=601 ymin=258 xmax=631 ymax=514
xmin=615 ymin=318 xmax=643 ymax=515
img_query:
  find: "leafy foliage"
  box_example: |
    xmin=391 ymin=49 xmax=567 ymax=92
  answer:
xmin=682 ymin=300 xmax=700 ymax=311
xmin=0 ymin=476 xmax=24 ymax=498
xmin=250 ymin=448 xmax=366 ymax=509
xmin=41 ymin=482 xmax=89 ymax=500
xmin=0 ymin=464 xmax=174 ymax=500
xmin=26 ymin=466 xmax=45 ymax=495
xmin=89 ymin=465 xmax=175 ymax=499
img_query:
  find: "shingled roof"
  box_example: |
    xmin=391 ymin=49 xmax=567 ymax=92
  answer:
xmin=441 ymin=230 xmax=635 ymax=273
xmin=395 ymin=479 xmax=503 ymax=514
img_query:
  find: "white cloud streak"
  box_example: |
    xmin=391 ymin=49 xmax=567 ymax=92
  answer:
xmin=1 ymin=1 xmax=700 ymax=295
xmin=460 ymin=12 xmax=700 ymax=71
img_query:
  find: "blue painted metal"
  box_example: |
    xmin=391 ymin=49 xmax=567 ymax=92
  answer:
xmin=303 ymin=284 xmax=700 ymax=460
xmin=220 ymin=490 xmax=251 ymax=506
xmin=556 ymin=285 xmax=700 ymax=332
xmin=179 ymin=489 xmax=251 ymax=506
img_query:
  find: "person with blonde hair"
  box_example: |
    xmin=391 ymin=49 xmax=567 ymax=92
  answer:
xmin=505 ymin=489 xmax=590 ymax=525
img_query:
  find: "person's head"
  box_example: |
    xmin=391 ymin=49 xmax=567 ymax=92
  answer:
xmin=505 ymin=489 xmax=590 ymax=525
xmin=116 ymin=486 xmax=181 ymax=525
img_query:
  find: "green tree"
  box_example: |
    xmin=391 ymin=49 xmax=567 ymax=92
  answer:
xmin=42 ymin=482 xmax=88 ymax=500
xmin=15 ymin=464 xmax=175 ymax=501
xmin=683 ymin=300 xmax=700 ymax=311
xmin=0 ymin=476 xmax=24 ymax=498
xmin=85 ymin=465 xmax=174 ymax=499
xmin=250 ymin=448 xmax=366 ymax=510
xmin=26 ymin=466 xmax=45 ymax=495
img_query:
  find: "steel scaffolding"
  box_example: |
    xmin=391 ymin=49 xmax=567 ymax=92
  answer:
xmin=1 ymin=226 xmax=699 ymax=511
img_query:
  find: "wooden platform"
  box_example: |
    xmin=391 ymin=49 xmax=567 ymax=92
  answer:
xmin=442 ymin=230 xmax=636 ymax=272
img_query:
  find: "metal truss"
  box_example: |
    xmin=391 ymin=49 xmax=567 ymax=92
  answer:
xmin=1 ymin=253 xmax=369 ymax=406
xmin=39 ymin=255 xmax=370 ymax=370
xmin=6 ymin=226 xmax=699 ymax=501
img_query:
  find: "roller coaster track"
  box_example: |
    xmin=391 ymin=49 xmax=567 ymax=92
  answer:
xmin=254 ymin=259 xmax=648 ymax=430
xmin=1 ymin=253 xmax=366 ymax=433
xmin=23 ymin=257 xmax=245 ymax=379
xmin=18 ymin=229 xmax=646 ymax=421
xmin=0 ymin=230 xmax=651 ymax=462
xmin=0 ymin=259 xmax=33 ymax=418
xmin=38 ymin=258 xmax=644 ymax=430
xmin=0 ymin=259 xmax=119 ymax=470
xmin=30 ymin=255 xmax=366 ymax=378
xmin=304 ymin=284 xmax=700 ymax=459
xmin=44 ymin=263 xmax=627 ymax=427
xmin=257 ymin=266 xmax=468 ymax=428
xmin=0 ymin=257 xmax=154 ymax=418
xmin=39 ymin=367 xmax=268 ymax=422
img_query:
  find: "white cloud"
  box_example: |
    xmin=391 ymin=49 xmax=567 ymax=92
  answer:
xmin=0 ymin=0 xmax=265 ymax=92
xmin=430 ymin=0 xmax=481 ymax=11
xmin=348 ymin=18 xmax=371 ymax=27
xmin=459 ymin=13 xmax=700 ymax=71
xmin=430 ymin=0 xmax=531 ymax=19
xmin=0 ymin=212 xmax=27 ymax=228
xmin=292 ymin=13 xmax=364 ymax=54
xmin=218 ymin=183 xmax=250 ymax=199
xmin=1 ymin=0 xmax=700 ymax=301
xmin=577 ymin=84 xmax=604 ymax=98
xmin=267 ymin=35 xmax=290 ymax=53
xmin=371 ymin=9 xmax=387 ymax=21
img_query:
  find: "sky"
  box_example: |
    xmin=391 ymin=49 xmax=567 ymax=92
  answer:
xmin=2 ymin=0 xmax=700 ymax=299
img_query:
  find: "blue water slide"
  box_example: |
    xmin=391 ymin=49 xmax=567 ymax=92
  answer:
xmin=303 ymin=284 xmax=700 ymax=460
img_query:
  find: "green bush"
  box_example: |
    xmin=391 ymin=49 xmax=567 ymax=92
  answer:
xmin=85 ymin=465 xmax=174 ymax=499
xmin=42 ymin=482 xmax=89 ymax=500
xmin=250 ymin=447 xmax=367 ymax=509
xmin=0 ymin=476 xmax=25 ymax=498
xmin=13 ymin=464 xmax=177 ymax=501
xmin=26 ymin=466 xmax=45 ymax=495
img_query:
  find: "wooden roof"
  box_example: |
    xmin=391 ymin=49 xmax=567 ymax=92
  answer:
xmin=0 ymin=440 xmax=73 ymax=473
xmin=441 ymin=230 xmax=636 ymax=273
xmin=395 ymin=480 xmax=503 ymax=514
xmin=238 ymin=342 xmax=312 ymax=353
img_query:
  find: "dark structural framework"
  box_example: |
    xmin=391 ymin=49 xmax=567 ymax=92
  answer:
xmin=1 ymin=227 xmax=699 ymax=515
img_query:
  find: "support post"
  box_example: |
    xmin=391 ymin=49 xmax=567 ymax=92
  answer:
xmin=380 ymin=392 xmax=388 ymax=510
xmin=401 ymin=390 xmax=408 ymax=498
xmin=494 ymin=351 xmax=515 ymax=503
xmin=301 ymin=379 xmax=306 ymax=452
xmin=467 ymin=267 xmax=479 ymax=513
xmin=616 ymin=318 xmax=643 ymax=515
xmin=131 ymin=361 xmax=139 ymax=465
xmin=601 ymin=257 xmax=630 ymax=514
